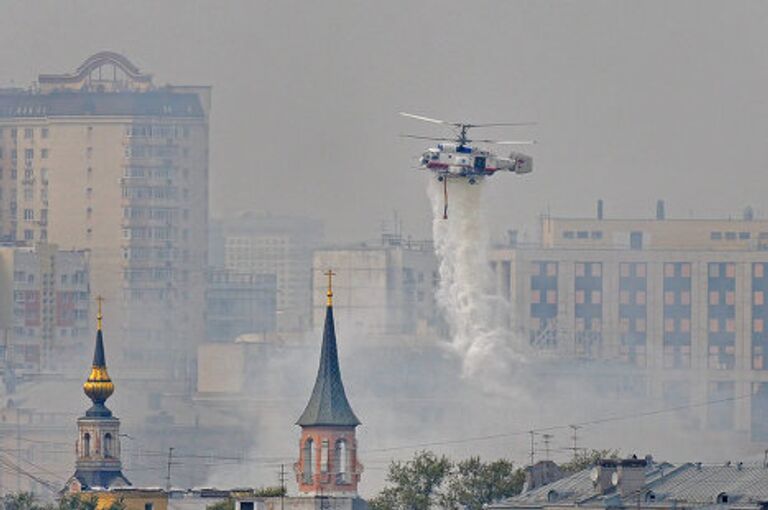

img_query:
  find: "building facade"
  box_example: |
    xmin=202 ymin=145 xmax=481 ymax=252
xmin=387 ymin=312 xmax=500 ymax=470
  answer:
xmin=205 ymin=270 xmax=277 ymax=342
xmin=0 ymin=52 xmax=210 ymax=377
xmin=312 ymin=234 xmax=439 ymax=336
xmin=491 ymin=208 xmax=768 ymax=442
xmin=212 ymin=213 xmax=323 ymax=332
xmin=0 ymin=243 xmax=90 ymax=373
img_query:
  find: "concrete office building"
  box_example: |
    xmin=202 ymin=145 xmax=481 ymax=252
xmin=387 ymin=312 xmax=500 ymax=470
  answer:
xmin=490 ymin=202 xmax=768 ymax=442
xmin=312 ymin=234 xmax=440 ymax=337
xmin=213 ymin=212 xmax=323 ymax=332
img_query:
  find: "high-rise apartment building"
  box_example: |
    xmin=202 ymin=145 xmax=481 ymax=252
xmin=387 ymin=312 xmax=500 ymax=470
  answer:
xmin=212 ymin=212 xmax=323 ymax=332
xmin=0 ymin=52 xmax=210 ymax=376
xmin=491 ymin=203 xmax=768 ymax=442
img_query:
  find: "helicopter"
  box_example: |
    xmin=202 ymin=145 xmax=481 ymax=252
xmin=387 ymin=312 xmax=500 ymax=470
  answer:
xmin=400 ymin=112 xmax=535 ymax=219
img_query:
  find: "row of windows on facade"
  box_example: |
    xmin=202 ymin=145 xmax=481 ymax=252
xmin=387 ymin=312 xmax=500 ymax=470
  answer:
xmin=123 ymin=246 xmax=190 ymax=261
xmin=301 ymin=438 xmax=352 ymax=484
xmin=561 ymin=230 xmax=768 ymax=242
xmin=14 ymin=308 xmax=88 ymax=320
xmin=0 ymin=148 xmax=50 ymax=161
xmin=562 ymin=230 xmax=603 ymax=240
xmin=0 ymin=127 xmax=50 ymax=140
xmin=710 ymin=231 xmax=768 ymax=241
xmin=122 ymin=226 xmax=190 ymax=241
xmin=531 ymin=261 xmax=767 ymax=279
xmin=123 ymin=206 xmax=189 ymax=221
xmin=123 ymin=268 xmax=190 ymax=282
xmin=13 ymin=271 xmax=87 ymax=285
xmin=125 ymin=145 xmax=189 ymax=159
xmin=123 ymin=165 xmax=189 ymax=180
xmin=0 ymin=166 xmax=50 ymax=182
xmin=13 ymin=327 xmax=88 ymax=337
xmin=125 ymin=124 xmax=191 ymax=139
xmin=121 ymin=185 xmax=187 ymax=200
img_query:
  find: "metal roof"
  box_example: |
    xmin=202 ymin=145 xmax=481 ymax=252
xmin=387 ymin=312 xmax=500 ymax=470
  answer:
xmin=490 ymin=462 xmax=768 ymax=509
xmin=296 ymin=306 xmax=360 ymax=427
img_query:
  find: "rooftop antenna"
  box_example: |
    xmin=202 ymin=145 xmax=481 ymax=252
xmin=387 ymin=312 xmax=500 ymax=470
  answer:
xmin=565 ymin=425 xmax=582 ymax=461
xmin=529 ymin=430 xmax=536 ymax=466
xmin=542 ymin=434 xmax=554 ymax=461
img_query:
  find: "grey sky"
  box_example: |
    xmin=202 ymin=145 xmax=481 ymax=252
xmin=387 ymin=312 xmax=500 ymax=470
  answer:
xmin=2 ymin=0 xmax=767 ymax=241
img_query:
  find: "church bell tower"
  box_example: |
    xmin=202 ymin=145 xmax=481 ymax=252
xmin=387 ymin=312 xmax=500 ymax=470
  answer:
xmin=65 ymin=298 xmax=130 ymax=492
xmin=294 ymin=271 xmax=363 ymax=496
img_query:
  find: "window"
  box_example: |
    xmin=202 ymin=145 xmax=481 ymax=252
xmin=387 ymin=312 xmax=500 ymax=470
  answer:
xmin=41 ymin=149 xmax=48 ymax=159
xmin=104 ymin=433 xmax=113 ymax=457
xmin=591 ymin=230 xmax=603 ymax=239
xmin=83 ymin=433 xmax=90 ymax=457
xmin=41 ymin=128 xmax=48 ymax=139
xmin=23 ymin=209 xmax=33 ymax=220
xmin=725 ymin=232 xmax=737 ymax=240
xmin=336 ymin=439 xmax=348 ymax=483
xmin=563 ymin=231 xmax=575 ymax=239
xmin=24 ymin=230 xmax=33 ymax=241
xmin=321 ymin=440 xmax=329 ymax=472
xmin=740 ymin=232 xmax=751 ymax=240
xmin=10 ymin=128 xmax=17 ymax=139
xmin=711 ymin=232 xmax=722 ymax=240
xmin=24 ymin=128 xmax=33 ymax=139
xmin=303 ymin=438 xmax=314 ymax=483
xmin=144 ymin=504 xmax=153 ymax=510
xmin=576 ymin=230 xmax=588 ymax=239
xmin=24 ymin=149 xmax=33 ymax=160
xmin=630 ymin=231 xmax=643 ymax=250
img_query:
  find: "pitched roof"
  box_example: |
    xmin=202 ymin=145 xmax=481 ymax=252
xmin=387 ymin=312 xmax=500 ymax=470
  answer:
xmin=71 ymin=469 xmax=131 ymax=490
xmin=490 ymin=461 xmax=768 ymax=509
xmin=296 ymin=305 xmax=360 ymax=427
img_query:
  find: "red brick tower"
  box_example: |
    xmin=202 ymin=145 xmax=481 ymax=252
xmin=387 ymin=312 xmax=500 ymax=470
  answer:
xmin=294 ymin=270 xmax=362 ymax=496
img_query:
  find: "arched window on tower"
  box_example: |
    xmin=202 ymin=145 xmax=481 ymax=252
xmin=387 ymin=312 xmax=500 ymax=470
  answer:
xmin=83 ymin=433 xmax=91 ymax=457
xmin=335 ymin=439 xmax=348 ymax=484
xmin=303 ymin=439 xmax=314 ymax=484
xmin=320 ymin=440 xmax=329 ymax=473
xmin=104 ymin=433 xmax=113 ymax=458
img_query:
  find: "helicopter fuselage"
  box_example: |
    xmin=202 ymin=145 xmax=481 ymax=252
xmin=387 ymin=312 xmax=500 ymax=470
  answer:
xmin=419 ymin=142 xmax=532 ymax=183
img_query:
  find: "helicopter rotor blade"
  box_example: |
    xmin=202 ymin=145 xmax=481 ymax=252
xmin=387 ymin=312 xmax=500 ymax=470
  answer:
xmin=467 ymin=122 xmax=537 ymax=128
xmin=472 ymin=139 xmax=537 ymax=145
xmin=399 ymin=112 xmax=454 ymax=125
xmin=400 ymin=134 xmax=455 ymax=142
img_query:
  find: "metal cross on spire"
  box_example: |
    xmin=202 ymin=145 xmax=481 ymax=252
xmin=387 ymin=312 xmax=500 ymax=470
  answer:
xmin=96 ymin=295 xmax=104 ymax=331
xmin=325 ymin=269 xmax=336 ymax=306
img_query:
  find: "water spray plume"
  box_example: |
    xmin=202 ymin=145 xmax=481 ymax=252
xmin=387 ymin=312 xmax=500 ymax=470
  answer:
xmin=427 ymin=178 xmax=525 ymax=386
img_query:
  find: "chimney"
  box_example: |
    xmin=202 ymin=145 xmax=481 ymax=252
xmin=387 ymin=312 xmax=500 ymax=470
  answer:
xmin=613 ymin=457 xmax=647 ymax=498
xmin=656 ymin=200 xmax=665 ymax=220
xmin=591 ymin=459 xmax=617 ymax=495
xmin=597 ymin=199 xmax=604 ymax=220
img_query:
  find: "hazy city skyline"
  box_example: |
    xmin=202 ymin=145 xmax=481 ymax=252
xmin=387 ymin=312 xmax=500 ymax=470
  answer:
xmin=2 ymin=1 xmax=766 ymax=242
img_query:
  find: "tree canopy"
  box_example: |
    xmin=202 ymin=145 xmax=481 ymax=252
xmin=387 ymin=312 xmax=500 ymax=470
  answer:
xmin=369 ymin=451 xmax=525 ymax=510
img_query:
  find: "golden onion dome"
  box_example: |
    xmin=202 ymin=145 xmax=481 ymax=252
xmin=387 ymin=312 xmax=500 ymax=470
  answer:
xmin=84 ymin=364 xmax=114 ymax=403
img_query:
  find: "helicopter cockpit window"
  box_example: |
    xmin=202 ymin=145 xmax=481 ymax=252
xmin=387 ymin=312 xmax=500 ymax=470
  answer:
xmin=431 ymin=153 xmax=439 ymax=160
